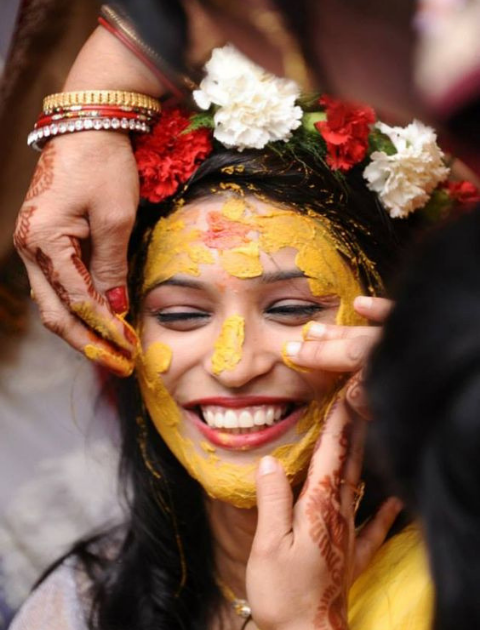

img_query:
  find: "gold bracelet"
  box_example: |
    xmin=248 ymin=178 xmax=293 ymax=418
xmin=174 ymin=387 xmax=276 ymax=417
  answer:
xmin=43 ymin=91 xmax=162 ymax=114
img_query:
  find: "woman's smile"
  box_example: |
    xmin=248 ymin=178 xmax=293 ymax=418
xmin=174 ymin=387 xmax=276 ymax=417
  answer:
xmin=183 ymin=396 xmax=308 ymax=450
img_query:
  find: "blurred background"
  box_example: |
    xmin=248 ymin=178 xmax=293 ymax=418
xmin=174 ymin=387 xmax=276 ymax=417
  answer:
xmin=0 ymin=0 xmax=478 ymax=627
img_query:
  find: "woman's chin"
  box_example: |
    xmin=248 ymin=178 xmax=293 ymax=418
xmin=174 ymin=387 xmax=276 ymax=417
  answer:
xmin=180 ymin=407 xmax=320 ymax=510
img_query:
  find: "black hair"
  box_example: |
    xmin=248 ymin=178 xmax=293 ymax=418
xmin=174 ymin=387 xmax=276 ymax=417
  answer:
xmin=367 ymin=205 xmax=480 ymax=630
xmin=74 ymin=146 xmax=421 ymax=630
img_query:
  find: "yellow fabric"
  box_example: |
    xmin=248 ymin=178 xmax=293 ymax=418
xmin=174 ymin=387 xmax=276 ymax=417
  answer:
xmin=349 ymin=525 xmax=433 ymax=630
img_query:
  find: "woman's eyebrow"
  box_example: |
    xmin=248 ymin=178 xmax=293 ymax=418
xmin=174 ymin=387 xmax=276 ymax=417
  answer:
xmin=145 ymin=270 xmax=307 ymax=294
xmin=146 ymin=277 xmax=207 ymax=293
xmin=260 ymin=270 xmax=307 ymax=283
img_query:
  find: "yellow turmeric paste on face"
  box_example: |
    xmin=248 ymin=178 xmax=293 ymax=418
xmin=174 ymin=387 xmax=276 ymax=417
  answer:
xmin=142 ymin=216 xmax=214 ymax=292
xmin=137 ymin=337 xmax=333 ymax=508
xmin=211 ymin=315 xmax=245 ymax=375
xmin=220 ymin=242 xmax=263 ymax=279
xmin=221 ymin=195 xmax=246 ymax=221
xmin=145 ymin=341 xmax=172 ymax=374
xmin=135 ymin=195 xmax=376 ymax=508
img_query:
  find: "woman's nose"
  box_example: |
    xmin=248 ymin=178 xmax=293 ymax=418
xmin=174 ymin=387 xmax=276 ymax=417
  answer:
xmin=204 ymin=315 xmax=276 ymax=388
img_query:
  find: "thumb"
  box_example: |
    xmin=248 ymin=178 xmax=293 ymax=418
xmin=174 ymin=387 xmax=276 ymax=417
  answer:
xmin=254 ymin=457 xmax=294 ymax=550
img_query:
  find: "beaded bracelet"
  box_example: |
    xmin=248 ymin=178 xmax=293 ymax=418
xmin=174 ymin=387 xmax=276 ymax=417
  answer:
xmin=28 ymin=116 xmax=151 ymax=151
xmin=28 ymin=94 xmax=161 ymax=151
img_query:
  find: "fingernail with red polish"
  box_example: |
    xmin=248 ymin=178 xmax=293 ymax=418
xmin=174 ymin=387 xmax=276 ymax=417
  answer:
xmin=106 ymin=286 xmax=129 ymax=315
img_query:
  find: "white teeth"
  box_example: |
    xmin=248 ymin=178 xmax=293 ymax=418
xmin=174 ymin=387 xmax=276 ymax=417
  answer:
xmin=224 ymin=410 xmax=237 ymax=429
xmin=265 ymin=408 xmax=275 ymax=426
xmin=254 ymin=409 xmax=265 ymax=426
xmin=199 ymin=404 xmax=289 ymax=430
xmin=239 ymin=411 xmax=254 ymax=428
xmin=204 ymin=410 xmax=215 ymax=427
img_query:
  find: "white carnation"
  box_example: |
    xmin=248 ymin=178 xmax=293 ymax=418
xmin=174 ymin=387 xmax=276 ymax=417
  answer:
xmin=363 ymin=120 xmax=450 ymax=218
xmin=193 ymin=45 xmax=302 ymax=151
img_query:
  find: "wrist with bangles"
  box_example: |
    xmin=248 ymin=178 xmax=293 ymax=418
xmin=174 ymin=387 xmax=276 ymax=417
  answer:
xmin=27 ymin=90 xmax=162 ymax=151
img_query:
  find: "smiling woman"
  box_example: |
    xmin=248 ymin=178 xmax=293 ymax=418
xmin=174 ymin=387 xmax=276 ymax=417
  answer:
xmin=135 ymin=194 xmax=365 ymax=508
xmin=11 ymin=45 xmax=473 ymax=630
xmin=89 ymin=139 xmax=430 ymax=630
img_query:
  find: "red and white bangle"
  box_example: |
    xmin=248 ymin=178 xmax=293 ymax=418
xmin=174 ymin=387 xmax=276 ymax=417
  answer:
xmin=27 ymin=94 xmax=161 ymax=151
xmin=35 ymin=105 xmax=155 ymax=129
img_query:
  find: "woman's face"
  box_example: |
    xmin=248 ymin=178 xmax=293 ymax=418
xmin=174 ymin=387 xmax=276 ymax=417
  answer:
xmin=136 ymin=194 xmax=365 ymax=508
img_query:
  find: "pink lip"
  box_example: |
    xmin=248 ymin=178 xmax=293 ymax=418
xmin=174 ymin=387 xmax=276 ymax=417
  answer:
xmin=184 ymin=405 xmax=307 ymax=451
xmin=185 ymin=396 xmax=299 ymax=409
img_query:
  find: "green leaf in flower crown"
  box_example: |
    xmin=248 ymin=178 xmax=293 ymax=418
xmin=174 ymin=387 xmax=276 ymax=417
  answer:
xmin=368 ymin=128 xmax=397 ymax=156
xmin=297 ymin=92 xmax=323 ymax=111
xmin=185 ymin=112 xmax=215 ymax=133
xmin=421 ymin=187 xmax=454 ymax=223
xmin=302 ymin=111 xmax=327 ymax=134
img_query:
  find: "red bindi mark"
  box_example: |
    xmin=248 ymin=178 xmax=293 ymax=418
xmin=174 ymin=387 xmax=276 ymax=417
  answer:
xmin=202 ymin=211 xmax=250 ymax=250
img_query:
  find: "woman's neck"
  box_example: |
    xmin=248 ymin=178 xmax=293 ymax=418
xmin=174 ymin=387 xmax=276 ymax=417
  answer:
xmin=206 ymin=498 xmax=258 ymax=601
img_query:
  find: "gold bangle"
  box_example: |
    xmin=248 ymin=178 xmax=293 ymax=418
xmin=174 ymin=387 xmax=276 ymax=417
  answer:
xmin=43 ymin=91 xmax=162 ymax=114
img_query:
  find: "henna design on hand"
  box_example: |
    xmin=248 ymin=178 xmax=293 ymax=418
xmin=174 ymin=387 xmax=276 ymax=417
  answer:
xmin=13 ymin=205 xmax=37 ymax=251
xmin=307 ymin=473 xmax=347 ymax=580
xmin=71 ymin=251 xmax=106 ymax=305
xmin=25 ymin=144 xmax=55 ymax=201
xmin=69 ymin=236 xmax=82 ymax=258
xmin=314 ymin=584 xmax=348 ymax=630
xmin=305 ymin=422 xmax=351 ymax=630
xmin=35 ymin=247 xmax=71 ymax=307
xmin=299 ymin=400 xmax=339 ymax=500
xmin=307 ymin=476 xmax=349 ymax=630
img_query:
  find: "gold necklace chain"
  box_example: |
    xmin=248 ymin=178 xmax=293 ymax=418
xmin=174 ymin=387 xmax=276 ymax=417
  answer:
xmin=215 ymin=576 xmax=252 ymax=620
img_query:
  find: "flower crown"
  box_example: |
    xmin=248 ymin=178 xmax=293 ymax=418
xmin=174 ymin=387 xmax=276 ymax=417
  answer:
xmin=134 ymin=45 xmax=479 ymax=219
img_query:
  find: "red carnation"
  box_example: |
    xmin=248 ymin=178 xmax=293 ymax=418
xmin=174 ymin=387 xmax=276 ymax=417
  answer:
xmin=316 ymin=95 xmax=376 ymax=172
xmin=134 ymin=107 xmax=213 ymax=203
xmin=443 ymin=180 xmax=480 ymax=206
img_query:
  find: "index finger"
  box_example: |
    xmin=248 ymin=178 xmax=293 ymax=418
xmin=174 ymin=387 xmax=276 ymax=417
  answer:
xmin=18 ymin=230 xmax=138 ymax=356
xmin=353 ymin=296 xmax=393 ymax=323
xmin=295 ymin=395 xmax=352 ymax=529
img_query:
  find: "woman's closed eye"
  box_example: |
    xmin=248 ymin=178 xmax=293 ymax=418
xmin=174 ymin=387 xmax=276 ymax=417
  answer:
xmin=153 ymin=307 xmax=211 ymax=331
xmin=265 ymin=300 xmax=329 ymax=325
xmin=150 ymin=300 xmax=335 ymax=331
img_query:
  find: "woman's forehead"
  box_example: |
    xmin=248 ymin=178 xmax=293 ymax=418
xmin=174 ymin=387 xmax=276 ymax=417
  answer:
xmin=145 ymin=193 xmax=334 ymax=271
xmin=169 ymin=192 xmax=292 ymax=227
xmin=142 ymin=192 xmax=360 ymax=304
